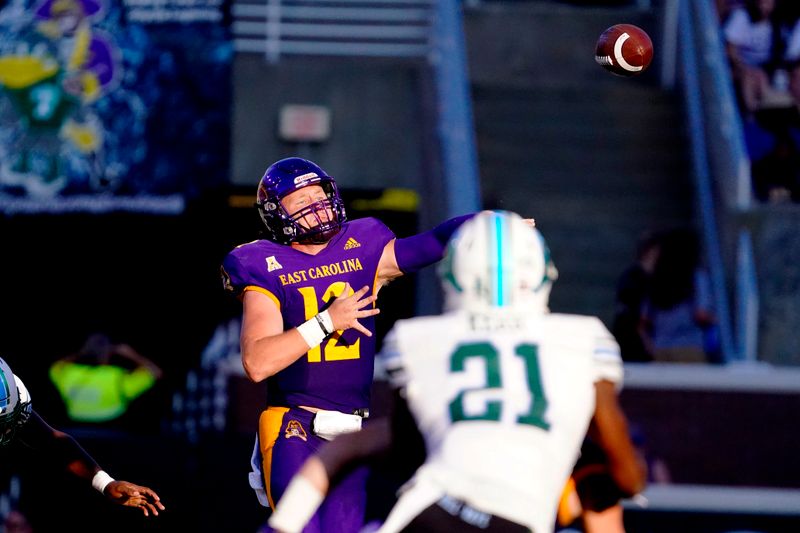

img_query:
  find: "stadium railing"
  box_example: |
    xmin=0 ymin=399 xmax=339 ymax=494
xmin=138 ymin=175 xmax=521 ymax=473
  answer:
xmin=678 ymin=0 xmax=757 ymax=363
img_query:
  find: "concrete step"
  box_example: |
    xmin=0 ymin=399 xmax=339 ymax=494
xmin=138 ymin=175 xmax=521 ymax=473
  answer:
xmin=473 ymin=85 xmax=681 ymax=115
xmin=485 ymin=190 xmax=694 ymax=223
xmin=477 ymin=123 xmax=685 ymax=145
xmin=478 ymin=147 xmax=689 ymax=183
xmin=477 ymin=118 xmax=685 ymax=142
xmin=474 ymin=89 xmax=685 ymax=145
xmin=549 ymin=282 xmax=619 ymax=323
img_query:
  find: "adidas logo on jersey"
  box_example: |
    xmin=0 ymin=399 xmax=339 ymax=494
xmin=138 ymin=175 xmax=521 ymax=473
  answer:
xmin=344 ymin=238 xmax=361 ymax=250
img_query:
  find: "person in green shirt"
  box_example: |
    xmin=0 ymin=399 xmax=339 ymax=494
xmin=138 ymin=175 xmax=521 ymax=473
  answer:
xmin=49 ymin=333 xmax=163 ymax=425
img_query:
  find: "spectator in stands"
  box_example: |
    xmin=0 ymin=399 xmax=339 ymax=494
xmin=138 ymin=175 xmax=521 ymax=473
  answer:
xmin=612 ymin=231 xmax=662 ymax=363
xmin=717 ymin=0 xmax=744 ymax=25
xmin=724 ymin=0 xmax=800 ymax=202
xmin=49 ymin=333 xmax=163 ymax=431
xmin=748 ymin=122 xmax=800 ymax=202
xmin=783 ymin=7 xmax=800 ymax=109
xmin=639 ymin=229 xmax=719 ymax=364
xmin=723 ymin=0 xmax=788 ymax=115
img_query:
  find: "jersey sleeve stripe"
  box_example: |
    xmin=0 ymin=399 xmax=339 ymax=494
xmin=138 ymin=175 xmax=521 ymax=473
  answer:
xmin=244 ymin=285 xmax=281 ymax=311
xmin=371 ymin=268 xmax=381 ymax=306
xmin=594 ymin=348 xmax=621 ymax=357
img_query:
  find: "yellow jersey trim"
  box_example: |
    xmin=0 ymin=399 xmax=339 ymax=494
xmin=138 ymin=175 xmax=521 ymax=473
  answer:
xmin=244 ymin=285 xmax=281 ymax=311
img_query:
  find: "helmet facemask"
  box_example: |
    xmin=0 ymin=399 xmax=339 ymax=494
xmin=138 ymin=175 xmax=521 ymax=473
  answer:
xmin=283 ymin=181 xmax=345 ymax=244
xmin=0 ymin=400 xmax=25 ymax=446
xmin=0 ymin=361 xmax=31 ymax=447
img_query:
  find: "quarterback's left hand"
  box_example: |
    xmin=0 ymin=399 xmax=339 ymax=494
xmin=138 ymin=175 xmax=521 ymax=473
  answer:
xmin=104 ymin=480 xmax=165 ymax=517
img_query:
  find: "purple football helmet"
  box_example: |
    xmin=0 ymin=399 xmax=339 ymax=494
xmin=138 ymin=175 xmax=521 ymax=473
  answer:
xmin=256 ymin=157 xmax=347 ymax=244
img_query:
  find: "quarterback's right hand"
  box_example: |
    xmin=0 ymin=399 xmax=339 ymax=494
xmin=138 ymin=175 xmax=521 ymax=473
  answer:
xmin=327 ymin=283 xmax=380 ymax=337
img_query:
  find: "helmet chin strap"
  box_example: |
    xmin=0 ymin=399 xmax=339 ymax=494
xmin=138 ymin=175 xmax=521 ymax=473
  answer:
xmin=295 ymin=225 xmax=340 ymax=245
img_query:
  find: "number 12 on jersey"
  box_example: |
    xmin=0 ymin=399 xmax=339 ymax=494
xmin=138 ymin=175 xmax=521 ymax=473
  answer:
xmin=448 ymin=342 xmax=550 ymax=430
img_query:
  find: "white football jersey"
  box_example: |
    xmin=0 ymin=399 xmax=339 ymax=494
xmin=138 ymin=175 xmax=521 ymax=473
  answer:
xmin=377 ymin=309 xmax=622 ymax=533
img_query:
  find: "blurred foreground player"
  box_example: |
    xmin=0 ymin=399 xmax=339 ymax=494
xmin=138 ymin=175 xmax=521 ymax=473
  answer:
xmin=268 ymin=210 xmax=647 ymax=533
xmin=0 ymin=356 xmax=164 ymax=518
xmin=220 ymin=157 xmax=481 ymax=532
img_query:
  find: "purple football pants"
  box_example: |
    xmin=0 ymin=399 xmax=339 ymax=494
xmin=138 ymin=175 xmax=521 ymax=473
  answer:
xmin=259 ymin=407 xmax=368 ymax=533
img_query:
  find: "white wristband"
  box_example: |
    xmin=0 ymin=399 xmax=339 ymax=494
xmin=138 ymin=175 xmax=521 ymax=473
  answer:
xmin=317 ymin=310 xmax=334 ymax=335
xmin=91 ymin=470 xmax=115 ymax=494
xmin=297 ymin=311 xmax=333 ymax=349
xmin=268 ymin=476 xmax=325 ymax=533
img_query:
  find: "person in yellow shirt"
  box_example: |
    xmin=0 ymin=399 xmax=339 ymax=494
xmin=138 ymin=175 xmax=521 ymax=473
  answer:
xmin=49 ymin=333 xmax=162 ymax=425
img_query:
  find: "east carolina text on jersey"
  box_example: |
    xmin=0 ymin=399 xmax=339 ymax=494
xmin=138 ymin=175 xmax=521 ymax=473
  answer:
xmin=278 ymin=258 xmax=364 ymax=286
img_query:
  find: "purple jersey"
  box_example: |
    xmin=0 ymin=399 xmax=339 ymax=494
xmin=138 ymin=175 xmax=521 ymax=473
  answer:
xmin=221 ymin=218 xmax=395 ymax=413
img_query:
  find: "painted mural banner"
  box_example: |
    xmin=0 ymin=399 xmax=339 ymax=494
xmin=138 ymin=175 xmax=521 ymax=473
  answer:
xmin=0 ymin=0 xmax=231 ymax=214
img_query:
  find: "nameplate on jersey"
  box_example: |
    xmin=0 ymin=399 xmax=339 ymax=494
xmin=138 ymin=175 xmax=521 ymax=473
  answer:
xmin=469 ymin=313 xmax=525 ymax=331
xmin=278 ymin=258 xmax=364 ymax=286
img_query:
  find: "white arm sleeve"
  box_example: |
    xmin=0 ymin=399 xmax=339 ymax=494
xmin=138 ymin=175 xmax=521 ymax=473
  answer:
xmin=267 ymin=476 xmax=325 ymax=533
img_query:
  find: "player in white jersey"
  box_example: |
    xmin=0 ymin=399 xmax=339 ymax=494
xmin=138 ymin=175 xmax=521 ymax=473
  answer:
xmin=268 ymin=210 xmax=646 ymax=533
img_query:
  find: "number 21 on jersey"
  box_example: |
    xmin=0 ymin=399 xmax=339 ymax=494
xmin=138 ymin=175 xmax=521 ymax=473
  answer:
xmin=449 ymin=342 xmax=550 ymax=430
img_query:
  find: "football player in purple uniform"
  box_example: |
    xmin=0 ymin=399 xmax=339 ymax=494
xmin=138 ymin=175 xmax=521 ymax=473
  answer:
xmin=0 ymin=357 xmax=164 ymax=518
xmin=220 ymin=157 xmax=476 ymax=532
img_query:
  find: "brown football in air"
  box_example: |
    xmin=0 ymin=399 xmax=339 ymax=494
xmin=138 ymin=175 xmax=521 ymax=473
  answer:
xmin=595 ymin=24 xmax=654 ymax=77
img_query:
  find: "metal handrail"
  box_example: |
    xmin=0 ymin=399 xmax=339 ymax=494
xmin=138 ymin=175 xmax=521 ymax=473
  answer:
xmin=693 ymin=0 xmax=751 ymax=211
xmin=433 ymin=0 xmax=481 ymax=218
xmin=679 ymin=0 xmax=736 ymax=362
xmin=736 ymin=229 xmax=759 ymax=362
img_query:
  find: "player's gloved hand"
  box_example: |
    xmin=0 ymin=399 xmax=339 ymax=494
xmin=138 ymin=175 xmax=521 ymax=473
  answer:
xmin=327 ymin=282 xmax=380 ymax=336
xmin=104 ymin=480 xmax=165 ymax=517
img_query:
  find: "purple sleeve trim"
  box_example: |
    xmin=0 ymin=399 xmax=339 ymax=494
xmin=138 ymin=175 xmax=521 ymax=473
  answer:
xmin=394 ymin=213 xmax=475 ymax=274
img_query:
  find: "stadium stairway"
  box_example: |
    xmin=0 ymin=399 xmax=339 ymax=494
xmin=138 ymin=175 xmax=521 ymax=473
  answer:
xmin=465 ymin=2 xmax=695 ymax=325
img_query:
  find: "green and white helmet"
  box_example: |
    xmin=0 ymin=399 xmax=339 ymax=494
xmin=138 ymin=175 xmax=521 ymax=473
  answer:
xmin=0 ymin=357 xmax=32 ymax=446
xmin=438 ymin=210 xmax=558 ymax=313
